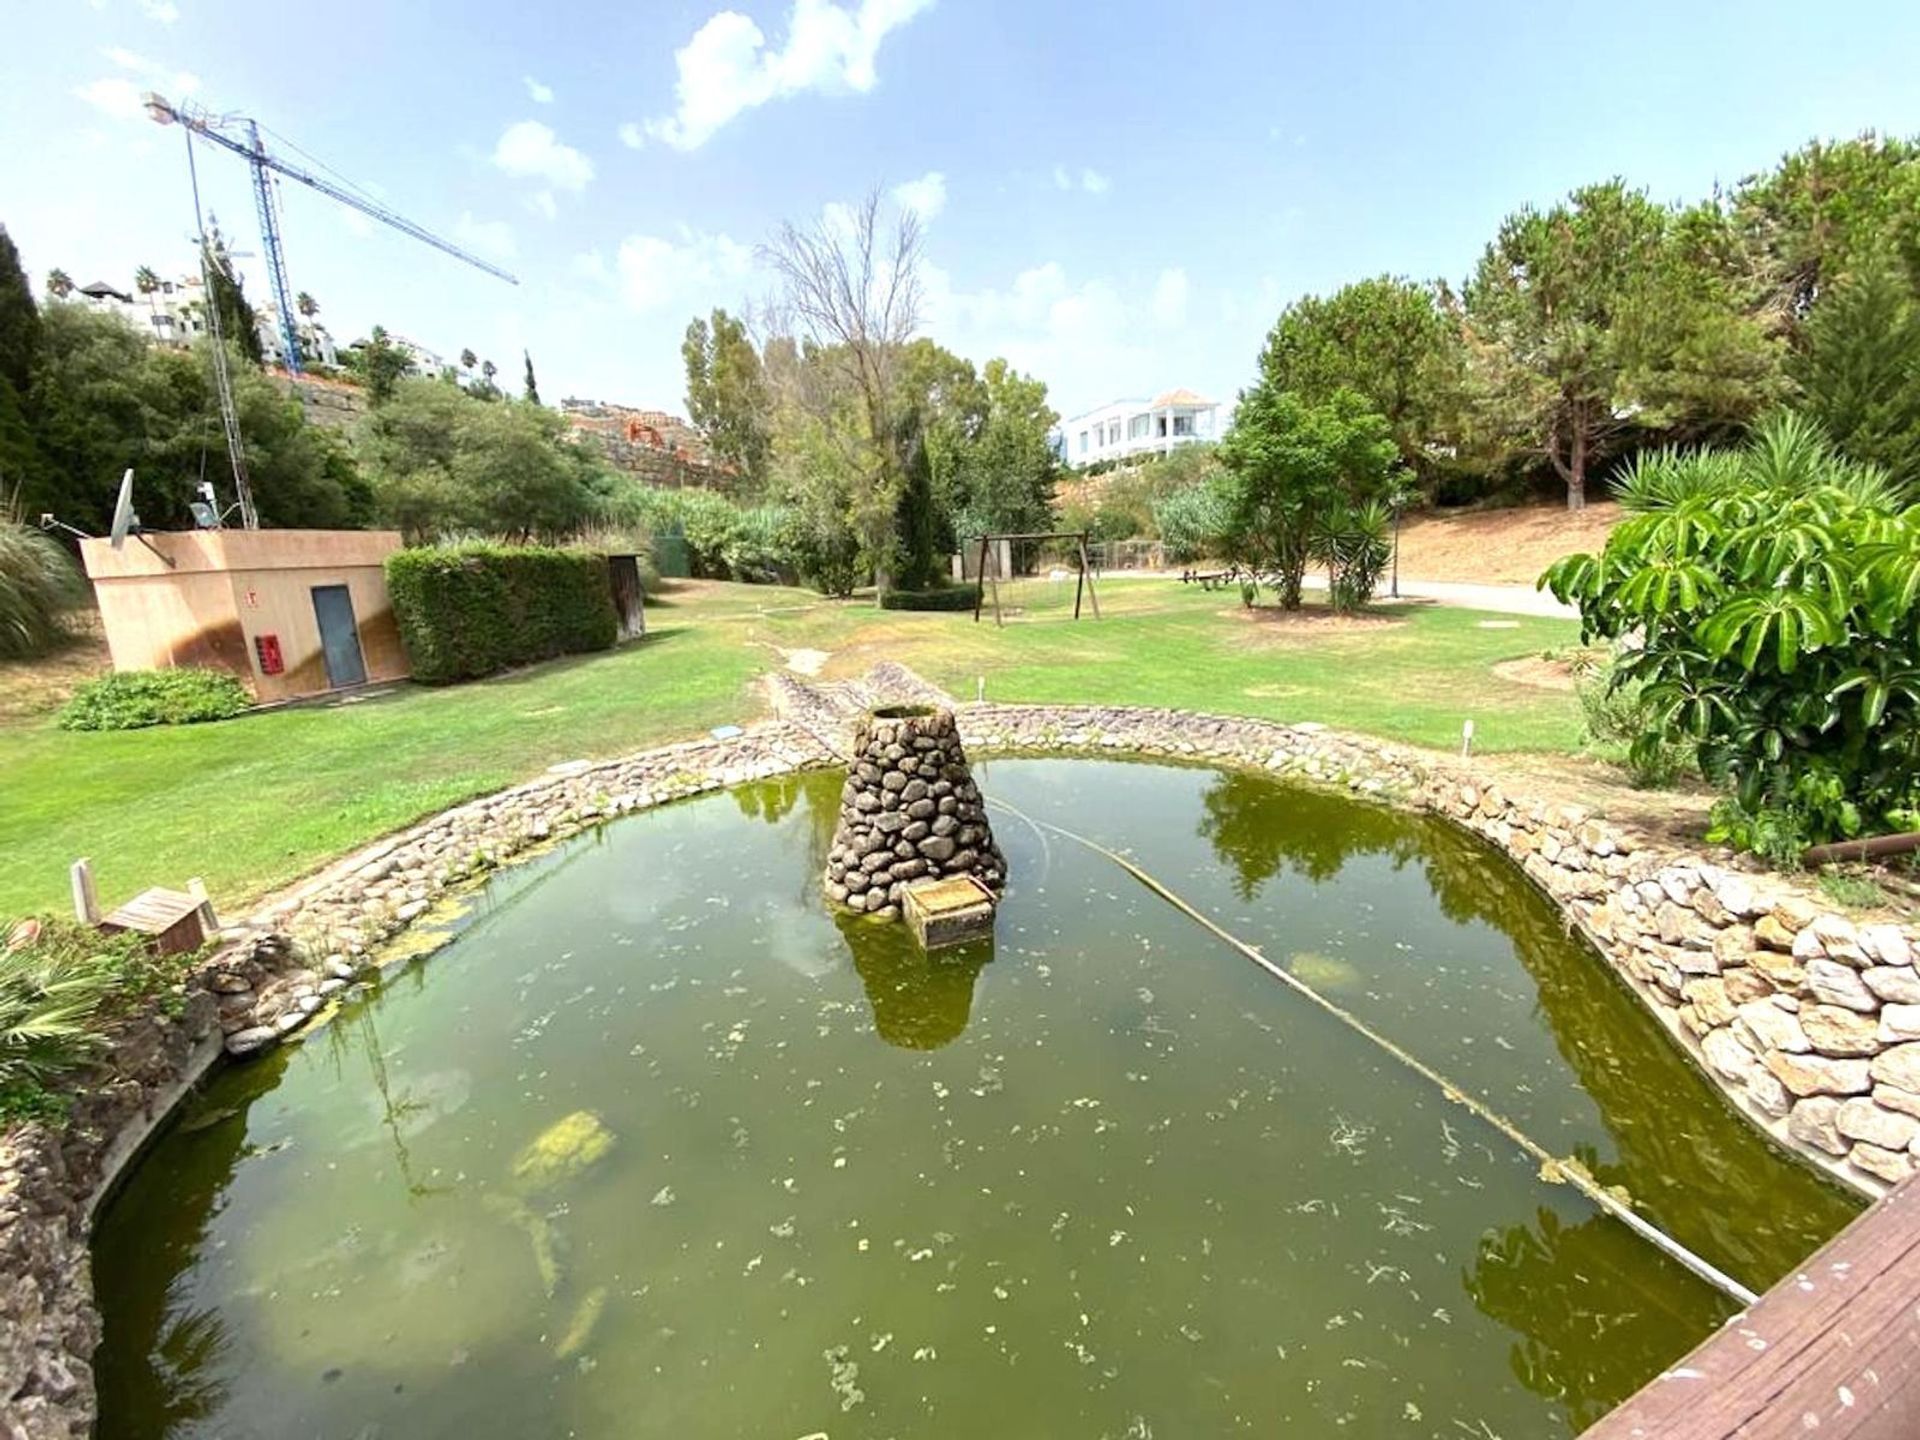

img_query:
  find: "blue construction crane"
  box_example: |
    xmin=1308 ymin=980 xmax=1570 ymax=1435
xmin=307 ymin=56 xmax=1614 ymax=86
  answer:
xmin=142 ymin=91 xmax=518 ymax=377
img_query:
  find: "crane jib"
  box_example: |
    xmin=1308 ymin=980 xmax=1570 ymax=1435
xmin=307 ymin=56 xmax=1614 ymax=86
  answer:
xmin=154 ymin=95 xmax=518 ymax=375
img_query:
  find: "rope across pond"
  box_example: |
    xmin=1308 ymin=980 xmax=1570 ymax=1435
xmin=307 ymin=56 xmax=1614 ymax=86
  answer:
xmin=985 ymin=796 xmax=1761 ymax=1308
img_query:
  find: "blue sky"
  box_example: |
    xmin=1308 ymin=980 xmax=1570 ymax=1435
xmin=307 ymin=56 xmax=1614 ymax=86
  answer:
xmin=5 ymin=0 xmax=1919 ymax=422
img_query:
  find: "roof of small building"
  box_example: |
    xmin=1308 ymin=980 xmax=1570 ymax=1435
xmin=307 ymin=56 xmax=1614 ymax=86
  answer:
xmin=1148 ymin=387 xmax=1214 ymax=409
xmin=80 ymin=281 xmax=133 ymax=303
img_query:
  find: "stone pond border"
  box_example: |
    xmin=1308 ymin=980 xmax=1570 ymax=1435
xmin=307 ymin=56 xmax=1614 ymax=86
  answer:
xmin=7 ymin=699 xmax=1918 ymax=1436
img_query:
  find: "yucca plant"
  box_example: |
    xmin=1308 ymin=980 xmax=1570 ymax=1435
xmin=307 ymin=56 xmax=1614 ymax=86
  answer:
xmin=0 ymin=934 xmax=119 ymax=1091
xmin=1544 ymin=412 xmax=1920 ymax=858
xmin=0 ymin=508 xmax=86 ymax=660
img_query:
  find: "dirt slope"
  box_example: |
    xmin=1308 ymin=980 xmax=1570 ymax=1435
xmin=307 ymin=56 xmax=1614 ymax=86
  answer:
xmin=1395 ymin=501 xmax=1621 ymax=585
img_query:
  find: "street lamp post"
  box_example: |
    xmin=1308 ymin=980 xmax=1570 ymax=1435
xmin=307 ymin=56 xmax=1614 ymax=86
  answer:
xmin=1390 ymin=498 xmax=1403 ymax=600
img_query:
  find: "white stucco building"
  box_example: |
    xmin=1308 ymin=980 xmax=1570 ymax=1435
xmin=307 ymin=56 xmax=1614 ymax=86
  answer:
xmin=256 ymin=313 xmax=340 ymax=370
xmin=76 ymin=275 xmax=211 ymax=347
xmin=1055 ymin=388 xmax=1224 ymax=467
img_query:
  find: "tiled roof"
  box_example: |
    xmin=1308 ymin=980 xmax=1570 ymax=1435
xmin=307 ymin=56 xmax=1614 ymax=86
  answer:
xmin=1148 ymin=387 xmax=1213 ymax=408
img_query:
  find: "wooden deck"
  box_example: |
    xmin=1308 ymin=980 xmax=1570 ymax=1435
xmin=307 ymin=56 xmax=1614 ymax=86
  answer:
xmin=1586 ymin=1174 xmax=1920 ymax=1438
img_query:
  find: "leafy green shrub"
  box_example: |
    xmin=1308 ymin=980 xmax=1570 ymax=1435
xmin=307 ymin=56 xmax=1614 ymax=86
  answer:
xmin=609 ymin=487 xmax=800 ymax=584
xmin=879 ymin=582 xmax=978 ymax=612
xmin=0 ymin=520 xmax=86 ymax=660
xmin=1545 ymin=413 xmax=1920 ymax=859
xmin=1152 ymin=483 xmax=1230 ymax=564
xmin=57 ymin=669 xmax=250 ymax=731
xmin=1575 ymin=661 xmax=1694 ymax=787
xmin=386 ymin=541 xmax=617 ymax=684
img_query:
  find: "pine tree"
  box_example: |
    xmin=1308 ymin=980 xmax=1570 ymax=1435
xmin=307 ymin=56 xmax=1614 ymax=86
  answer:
xmin=1793 ymin=251 xmax=1920 ymax=490
xmin=522 ymin=349 xmax=540 ymax=405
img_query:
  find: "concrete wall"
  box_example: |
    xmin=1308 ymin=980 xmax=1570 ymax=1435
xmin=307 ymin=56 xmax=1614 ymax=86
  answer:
xmin=80 ymin=530 xmax=408 ymax=702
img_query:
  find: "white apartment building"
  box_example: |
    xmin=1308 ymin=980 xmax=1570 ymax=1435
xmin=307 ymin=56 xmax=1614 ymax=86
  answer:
xmin=257 ymin=313 xmax=340 ymax=370
xmin=77 ymin=275 xmax=212 ymax=347
xmin=76 ymin=274 xmax=337 ymax=368
xmin=385 ymin=332 xmax=445 ymax=378
xmin=1056 ymin=388 xmax=1224 ymax=466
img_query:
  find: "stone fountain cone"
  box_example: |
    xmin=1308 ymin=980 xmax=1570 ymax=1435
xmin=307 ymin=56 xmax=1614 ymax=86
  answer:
xmin=824 ymin=705 xmax=1004 ymax=920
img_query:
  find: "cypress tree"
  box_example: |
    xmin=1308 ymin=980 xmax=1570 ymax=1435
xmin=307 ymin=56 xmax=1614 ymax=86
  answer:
xmin=0 ymin=225 xmax=44 ymax=504
xmin=1794 ymin=251 xmax=1920 ymax=490
xmin=0 ymin=224 xmax=41 ymax=397
xmin=202 ymin=222 xmax=264 ymax=367
xmin=522 ymin=349 xmax=541 ymax=405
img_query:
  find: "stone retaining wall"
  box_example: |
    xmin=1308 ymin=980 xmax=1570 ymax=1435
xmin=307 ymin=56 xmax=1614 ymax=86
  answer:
xmin=5 ymin=699 xmax=1912 ymax=1436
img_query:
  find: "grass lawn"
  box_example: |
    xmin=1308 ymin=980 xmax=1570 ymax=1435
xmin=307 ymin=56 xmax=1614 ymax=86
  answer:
xmin=0 ymin=579 xmax=1578 ymax=918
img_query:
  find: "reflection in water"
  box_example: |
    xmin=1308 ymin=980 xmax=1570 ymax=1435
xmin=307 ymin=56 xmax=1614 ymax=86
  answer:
xmin=730 ymin=771 xmax=809 ymax=827
xmin=1199 ymin=771 xmax=1421 ymax=896
xmin=148 ymin=1306 xmax=233 ymax=1432
xmin=93 ymin=760 xmax=1862 ymax=1440
xmin=1192 ymin=764 xmax=1862 ymax=1426
xmin=836 ymin=911 xmax=993 ymax=1050
xmin=92 ymin=1079 xmax=258 ymax=1432
xmin=1466 ymin=1208 xmax=1717 ymax=1433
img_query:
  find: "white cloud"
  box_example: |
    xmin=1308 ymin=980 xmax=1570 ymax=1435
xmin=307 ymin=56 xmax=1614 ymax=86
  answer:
xmin=74 ymin=77 xmax=147 ymax=120
xmin=922 ymin=259 xmax=1204 ymax=416
xmin=523 ymin=75 xmax=555 ymax=104
xmin=77 ymin=47 xmax=199 ymax=119
xmin=617 ymin=122 xmax=645 ymax=149
xmin=453 ymin=213 xmax=517 ymax=262
xmin=613 ymin=227 xmax=758 ymax=313
xmin=645 ymin=0 xmax=933 ymax=150
xmin=891 ymin=170 xmax=946 ymax=223
xmin=139 ymin=0 xmax=180 ymax=20
xmin=491 ymin=120 xmax=594 ymax=191
xmin=527 ymin=190 xmax=558 ymax=221
xmin=1052 ymin=165 xmax=1110 ymax=196
xmin=1151 ymin=267 xmax=1189 ymax=326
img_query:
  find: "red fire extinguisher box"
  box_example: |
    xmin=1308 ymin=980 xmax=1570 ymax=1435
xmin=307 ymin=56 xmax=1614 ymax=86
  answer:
xmin=254 ymin=633 xmax=285 ymax=675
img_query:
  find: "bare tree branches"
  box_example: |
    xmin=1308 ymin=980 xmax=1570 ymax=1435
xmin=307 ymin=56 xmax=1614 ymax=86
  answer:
xmin=759 ymin=190 xmax=925 ymax=588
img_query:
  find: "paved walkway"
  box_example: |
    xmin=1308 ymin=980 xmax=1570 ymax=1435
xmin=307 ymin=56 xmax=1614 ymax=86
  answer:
xmin=1355 ymin=576 xmax=1577 ymax=619
xmin=1106 ymin=568 xmax=1580 ymax=619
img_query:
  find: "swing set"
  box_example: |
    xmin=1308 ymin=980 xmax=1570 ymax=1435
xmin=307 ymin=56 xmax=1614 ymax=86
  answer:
xmin=969 ymin=531 xmax=1103 ymax=627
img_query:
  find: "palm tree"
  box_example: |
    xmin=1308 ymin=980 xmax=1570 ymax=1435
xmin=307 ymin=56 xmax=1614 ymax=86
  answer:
xmin=481 ymin=358 xmax=496 ymax=383
xmin=296 ymin=291 xmax=318 ymax=319
xmin=45 ymin=268 xmax=72 ymax=299
xmin=460 ymin=347 xmax=478 ymax=371
xmin=134 ymin=265 xmax=161 ymax=333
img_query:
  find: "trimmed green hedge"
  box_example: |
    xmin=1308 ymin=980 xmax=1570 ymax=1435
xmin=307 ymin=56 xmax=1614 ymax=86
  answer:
xmin=387 ymin=542 xmax=618 ymax=684
xmin=879 ymin=583 xmax=978 ymax=613
xmin=57 ymin=669 xmax=251 ymax=731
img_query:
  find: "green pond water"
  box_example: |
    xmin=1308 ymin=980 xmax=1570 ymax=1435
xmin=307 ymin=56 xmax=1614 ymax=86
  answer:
xmin=93 ymin=760 xmax=1861 ymax=1439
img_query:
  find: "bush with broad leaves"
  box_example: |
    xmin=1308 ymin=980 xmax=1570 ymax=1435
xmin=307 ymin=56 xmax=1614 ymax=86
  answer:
xmin=1543 ymin=413 xmax=1920 ymax=862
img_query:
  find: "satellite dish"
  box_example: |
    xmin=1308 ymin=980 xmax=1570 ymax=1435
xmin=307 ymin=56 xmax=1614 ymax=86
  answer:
xmin=108 ymin=469 xmax=139 ymax=550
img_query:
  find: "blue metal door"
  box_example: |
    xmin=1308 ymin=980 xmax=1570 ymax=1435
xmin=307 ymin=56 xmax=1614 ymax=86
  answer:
xmin=310 ymin=584 xmax=367 ymax=688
